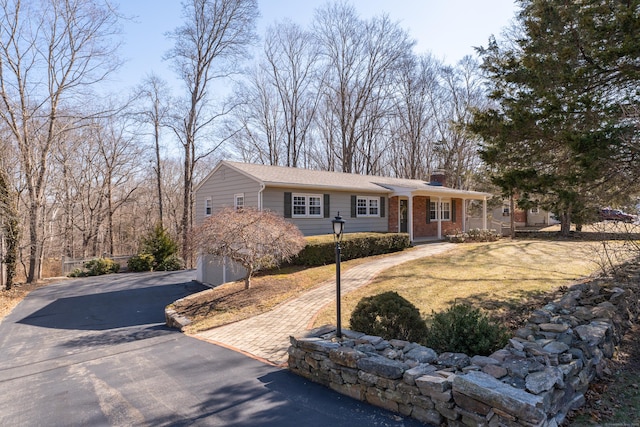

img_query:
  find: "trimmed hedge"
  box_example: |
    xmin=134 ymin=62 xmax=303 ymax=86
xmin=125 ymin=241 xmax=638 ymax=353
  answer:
xmin=291 ymin=232 xmax=410 ymax=266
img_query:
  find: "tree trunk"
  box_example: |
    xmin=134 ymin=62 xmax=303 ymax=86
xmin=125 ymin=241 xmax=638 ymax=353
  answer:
xmin=560 ymin=210 xmax=572 ymax=237
xmin=27 ymin=199 xmax=42 ymax=283
xmin=181 ymin=140 xmax=192 ymax=266
xmin=107 ymin=179 xmax=114 ymax=256
xmin=155 ymin=122 xmax=164 ymax=229
xmin=244 ymin=266 xmax=253 ymax=290
xmin=5 ymin=220 xmax=18 ymax=289
xmin=510 ymin=194 xmax=516 ymax=239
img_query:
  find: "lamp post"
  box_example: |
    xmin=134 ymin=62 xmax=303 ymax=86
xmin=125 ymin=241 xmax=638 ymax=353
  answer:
xmin=332 ymin=213 xmax=345 ymax=338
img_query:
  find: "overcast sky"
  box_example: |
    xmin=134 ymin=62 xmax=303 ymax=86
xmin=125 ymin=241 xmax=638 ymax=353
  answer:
xmin=109 ymin=0 xmax=518 ymax=93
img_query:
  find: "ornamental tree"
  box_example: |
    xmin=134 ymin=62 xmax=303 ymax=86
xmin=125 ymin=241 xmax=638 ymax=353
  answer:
xmin=196 ymin=207 xmax=306 ymax=289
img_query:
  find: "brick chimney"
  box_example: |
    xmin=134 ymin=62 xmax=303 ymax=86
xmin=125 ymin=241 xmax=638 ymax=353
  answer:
xmin=429 ymin=170 xmax=446 ymax=187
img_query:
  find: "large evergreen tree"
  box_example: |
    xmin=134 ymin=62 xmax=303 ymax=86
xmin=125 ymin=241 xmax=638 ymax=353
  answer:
xmin=472 ymin=0 xmax=640 ymax=236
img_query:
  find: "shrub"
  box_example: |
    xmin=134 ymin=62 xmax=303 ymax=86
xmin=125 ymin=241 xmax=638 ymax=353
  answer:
xmin=446 ymin=229 xmax=501 ymax=244
xmin=127 ymin=253 xmax=155 ymax=272
xmin=349 ymin=291 xmax=428 ymax=343
xmin=83 ymin=258 xmax=119 ymax=276
xmin=424 ymin=302 xmax=509 ymax=356
xmin=140 ymin=224 xmax=178 ymax=267
xmin=68 ymin=268 xmax=86 ymax=278
xmin=293 ymin=233 xmax=410 ymax=266
xmin=467 ymin=228 xmax=501 ymax=242
xmin=157 ymin=254 xmax=185 ymax=271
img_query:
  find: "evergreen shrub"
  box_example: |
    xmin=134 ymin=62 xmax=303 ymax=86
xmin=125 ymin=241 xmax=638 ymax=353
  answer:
xmin=424 ymin=302 xmax=509 ymax=356
xmin=141 ymin=224 xmax=178 ymax=267
xmin=349 ymin=291 xmax=428 ymax=343
xmin=82 ymin=258 xmax=120 ymax=276
xmin=127 ymin=253 xmax=155 ymax=272
xmin=157 ymin=254 xmax=185 ymax=271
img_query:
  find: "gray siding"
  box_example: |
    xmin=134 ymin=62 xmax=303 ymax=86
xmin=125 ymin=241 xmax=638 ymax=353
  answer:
xmin=262 ymin=188 xmax=388 ymax=236
xmin=527 ymin=209 xmax=550 ymax=226
xmin=197 ymin=254 xmax=246 ymax=287
xmin=195 ymin=164 xmax=261 ymax=225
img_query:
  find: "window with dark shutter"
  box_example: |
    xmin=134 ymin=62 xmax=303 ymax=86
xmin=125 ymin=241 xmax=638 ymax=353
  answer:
xmin=350 ymin=195 xmax=357 ymax=218
xmin=380 ymin=197 xmax=385 ymax=217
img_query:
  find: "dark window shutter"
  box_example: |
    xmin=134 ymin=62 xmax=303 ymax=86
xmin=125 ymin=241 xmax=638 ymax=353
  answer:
xmin=284 ymin=192 xmax=292 ymax=218
xmin=451 ymin=199 xmax=456 ymax=222
xmin=324 ymin=194 xmax=330 ymax=218
xmin=380 ymin=197 xmax=386 ymax=217
xmin=426 ymin=198 xmax=431 ymax=223
xmin=351 ymin=195 xmax=357 ymax=218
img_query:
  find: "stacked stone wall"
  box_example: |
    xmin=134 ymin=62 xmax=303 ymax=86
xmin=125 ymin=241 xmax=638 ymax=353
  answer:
xmin=288 ymin=274 xmax=639 ymax=426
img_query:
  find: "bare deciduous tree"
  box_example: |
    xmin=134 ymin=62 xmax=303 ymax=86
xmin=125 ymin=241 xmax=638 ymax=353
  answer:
xmin=433 ymin=56 xmax=486 ymax=189
xmin=389 ymin=54 xmax=438 ymax=179
xmin=262 ymin=21 xmax=321 ymax=167
xmin=227 ymin=66 xmax=283 ymax=165
xmin=196 ymin=207 xmax=305 ymax=289
xmin=166 ymin=0 xmax=259 ymax=266
xmin=313 ymin=3 xmax=414 ymax=173
xmin=0 ymin=0 xmax=121 ymax=282
xmin=228 ymin=20 xmax=321 ymax=168
xmin=94 ymin=114 xmax=143 ymax=255
xmin=134 ymin=74 xmax=173 ymax=229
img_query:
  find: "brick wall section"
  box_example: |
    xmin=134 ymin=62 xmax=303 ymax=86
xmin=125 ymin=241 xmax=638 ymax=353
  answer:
xmin=412 ymin=197 xmax=463 ymax=238
xmin=412 ymin=196 xmax=433 ymax=238
xmin=388 ymin=197 xmax=466 ymax=238
xmin=444 ymin=199 xmax=463 ymax=235
xmin=388 ymin=196 xmax=399 ymax=233
xmin=288 ymin=273 xmax=639 ymax=426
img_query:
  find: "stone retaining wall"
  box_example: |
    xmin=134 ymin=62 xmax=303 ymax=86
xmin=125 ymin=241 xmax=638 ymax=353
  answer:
xmin=288 ymin=274 xmax=639 ymax=426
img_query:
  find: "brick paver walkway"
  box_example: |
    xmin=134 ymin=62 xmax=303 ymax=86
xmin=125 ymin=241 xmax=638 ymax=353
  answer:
xmin=195 ymin=242 xmax=455 ymax=365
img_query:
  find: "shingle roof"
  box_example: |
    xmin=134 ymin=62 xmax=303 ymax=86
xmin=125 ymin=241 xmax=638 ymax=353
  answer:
xmin=221 ymin=161 xmax=492 ymax=199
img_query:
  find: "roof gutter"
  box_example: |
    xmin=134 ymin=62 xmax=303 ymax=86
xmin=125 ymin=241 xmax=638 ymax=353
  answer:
xmin=263 ymin=181 xmax=394 ymax=194
xmin=258 ymin=182 xmax=265 ymax=210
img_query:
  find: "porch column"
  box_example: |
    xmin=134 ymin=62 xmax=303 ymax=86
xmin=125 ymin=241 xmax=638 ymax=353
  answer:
xmin=482 ymin=197 xmax=488 ymax=230
xmin=462 ymin=199 xmax=467 ymax=232
xmin=408 ymin=195 xmax=414 ymax=242
xmin=437 ymin=197 xmax=442 ymax=239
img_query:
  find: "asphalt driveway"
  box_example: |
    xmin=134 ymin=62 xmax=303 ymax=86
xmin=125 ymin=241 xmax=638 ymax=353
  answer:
xmin=0 ymin=271 xmax=424 ymax=426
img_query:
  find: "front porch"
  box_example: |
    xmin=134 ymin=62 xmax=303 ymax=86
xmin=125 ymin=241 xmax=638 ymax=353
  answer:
xmin=387 ymin=190 xmax=489 ymax=243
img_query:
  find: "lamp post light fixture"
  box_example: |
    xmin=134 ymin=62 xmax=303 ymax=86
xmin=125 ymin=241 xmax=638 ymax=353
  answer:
xmin=332 ymin=213 xmax=345 ymax=338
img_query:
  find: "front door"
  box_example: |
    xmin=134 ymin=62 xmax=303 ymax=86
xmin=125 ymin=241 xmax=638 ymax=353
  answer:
xmin=400 ymin=199 xmax=408 ymax=233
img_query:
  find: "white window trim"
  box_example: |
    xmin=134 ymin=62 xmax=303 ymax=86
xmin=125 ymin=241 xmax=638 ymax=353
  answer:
xmin=530 ymin=207 xmax=539 ymax=214
xmin=205 ymin=198 xmax=212 ymax=216
xmin=234 ymin=193 xmax=245 ymax=210
xmin=292 ymin=193 xmax=323 ymax=218
xmin=441 ymin=201 xmax=451 ymax=221
xmin=430 ymin=199 xmax=452 ymax=221
xmin=356 ymin=196 xmax=380 ymax=217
